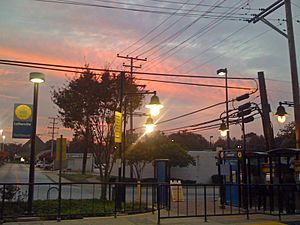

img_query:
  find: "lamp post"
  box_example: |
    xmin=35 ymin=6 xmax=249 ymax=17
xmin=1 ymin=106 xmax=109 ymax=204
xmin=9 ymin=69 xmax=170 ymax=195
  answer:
xmin=27 ymin=72 xmax=45 ymax=214
xmin=275 ymin=101 xmax=293 ymax=124
xmin=217 ymin=68 xmax=230 ymax=149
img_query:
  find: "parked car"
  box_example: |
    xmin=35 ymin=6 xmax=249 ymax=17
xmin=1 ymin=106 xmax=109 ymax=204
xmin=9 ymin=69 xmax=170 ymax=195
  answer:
xmin=35 ymin=161 xmax=43 ymax=168
xmin=43 ymin=162 xmax=53 ymax=170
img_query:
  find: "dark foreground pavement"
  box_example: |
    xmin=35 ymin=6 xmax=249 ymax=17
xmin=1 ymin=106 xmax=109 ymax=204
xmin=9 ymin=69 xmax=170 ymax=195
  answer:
xmin=5 ymin=212 xmax=300 ymax=225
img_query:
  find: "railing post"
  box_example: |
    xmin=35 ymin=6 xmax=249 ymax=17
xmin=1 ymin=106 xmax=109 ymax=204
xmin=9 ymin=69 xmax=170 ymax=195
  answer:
xmin=157 ymin=184 xmax=160 ymax=225
xmin=204 ymin=185 xmax=207 ymax=222
xmin=278 ymin=184 xmax=282 ymax=221
xmin=0 ymin=184 xmax=5 ymax=224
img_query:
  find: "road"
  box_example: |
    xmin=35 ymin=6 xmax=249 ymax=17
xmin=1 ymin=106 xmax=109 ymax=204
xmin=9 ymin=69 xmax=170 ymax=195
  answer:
xmin=0 ymin=163 xmax=52 ymax=183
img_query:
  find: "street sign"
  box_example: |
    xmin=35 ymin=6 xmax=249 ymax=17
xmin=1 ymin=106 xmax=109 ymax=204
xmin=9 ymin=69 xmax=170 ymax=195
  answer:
xmin=114 ymin=111 xmax=122 ymax=143
xmin=56 ymin=137 xmax=67 ymax=161
xmin=12 ymin=103 xmax=33 ymax=139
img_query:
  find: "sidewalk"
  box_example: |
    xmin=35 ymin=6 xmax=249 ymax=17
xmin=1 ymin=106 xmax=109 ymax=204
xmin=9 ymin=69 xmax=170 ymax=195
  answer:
xmin=5 ymin=212 xmax=300 ymax=225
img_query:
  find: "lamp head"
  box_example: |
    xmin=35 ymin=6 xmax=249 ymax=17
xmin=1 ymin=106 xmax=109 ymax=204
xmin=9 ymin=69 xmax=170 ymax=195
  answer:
xmin=144 ymin=117 xmax=155 ymax=133
xmin=29 ymin=72 xmax=45 ymax=83
xmin=145 ymin=94 xmax=163 ymax=117
xmin=218 ymin=121 xmax=228 ymax=137
xmin=217 ymin=68 xmax=227 ymax=76
xmin=275 ymin=105 xmax=288 ymax=124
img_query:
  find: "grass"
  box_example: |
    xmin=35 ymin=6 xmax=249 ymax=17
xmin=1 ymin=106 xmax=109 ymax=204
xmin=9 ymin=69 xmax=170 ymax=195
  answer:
xmin=61 ymin=173 xmax=100 ymax=182
xmin=2 ymin=199 xmax=148 ymax=219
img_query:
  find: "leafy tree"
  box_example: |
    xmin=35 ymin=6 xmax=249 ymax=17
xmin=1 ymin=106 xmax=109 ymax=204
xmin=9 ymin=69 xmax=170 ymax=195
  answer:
xmin=52 ymin=67 xmax=103 ymax=174
xmin=168 ymin=132 xmax=210 ymax=150
xmin=244 ymin=132 xmax=266 ymax=151
xmin=127 ymin=132 xmax=195 ymax=180
xmin=275 ymin=122 xmax=295 ymax=148
xmin=52 ymin=67 xmax=144 ymax=198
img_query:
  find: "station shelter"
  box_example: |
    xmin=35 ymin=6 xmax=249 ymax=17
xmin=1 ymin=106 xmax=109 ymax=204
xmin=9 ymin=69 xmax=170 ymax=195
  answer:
xmin=218 ymin=148 xmax=300 ymax=213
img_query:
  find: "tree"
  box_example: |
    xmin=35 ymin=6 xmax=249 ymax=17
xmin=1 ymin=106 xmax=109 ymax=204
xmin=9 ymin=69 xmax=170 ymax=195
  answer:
xmin=52 ymin=67 xmax=144 ymax=199
xmin=52 ymin=67 xmax=103 ymax=174
xmin=127 ymin=132 xmax=195 ymax=180
xmin=275 ymin=122 xmax=295 ymax=148
xmin=168 ymin=132 xmax=209 ymax=151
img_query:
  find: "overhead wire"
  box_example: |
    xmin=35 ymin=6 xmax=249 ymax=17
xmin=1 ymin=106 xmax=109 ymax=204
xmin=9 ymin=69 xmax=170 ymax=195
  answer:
xmin=127 ymin=0 xmax=206 ymax=56
xmin=183 ymin=28 xmax=272 ymax=74
xmin=143 ymin=0 xmax=251 ymax=70
xmin=118 ymin=0 xmax=192 ymax=55
xmin=136 ymin=0 xmax=228 ymax=57
xmin=33 ymin=0 xmax=251 ymax=17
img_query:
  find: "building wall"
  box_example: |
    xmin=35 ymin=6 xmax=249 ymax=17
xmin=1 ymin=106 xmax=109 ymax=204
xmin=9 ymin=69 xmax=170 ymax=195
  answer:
xmin=66 ymin=153 xmax=94 ymax=172
xmin=109 ymin=151 xmax=218 ymax=183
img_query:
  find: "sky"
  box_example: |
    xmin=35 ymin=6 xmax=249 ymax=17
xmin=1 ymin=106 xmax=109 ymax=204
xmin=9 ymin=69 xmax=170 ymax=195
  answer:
xmin=0 ymin=0 xmax=299 ymax=145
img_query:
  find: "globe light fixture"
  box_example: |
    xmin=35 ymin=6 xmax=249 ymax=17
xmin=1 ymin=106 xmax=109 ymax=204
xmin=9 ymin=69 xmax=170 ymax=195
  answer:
xmin=275 ymin=104 xmax=288 ymax=124
xmin=145 ymin=94 xmax=163 ymax=117
xmin=144 ymin=117 xmax=155 ymax=134
xmin=218 ymin=120 xmax=229 ymax=137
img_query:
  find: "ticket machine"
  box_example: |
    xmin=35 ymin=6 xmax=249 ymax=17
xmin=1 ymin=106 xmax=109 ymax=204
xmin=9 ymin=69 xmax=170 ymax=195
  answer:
xmin=219 ymin=151 xmax=243 ymax=206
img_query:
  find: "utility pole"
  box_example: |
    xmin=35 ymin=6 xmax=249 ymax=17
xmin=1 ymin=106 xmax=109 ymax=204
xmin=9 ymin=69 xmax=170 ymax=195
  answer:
xmin=117 ymin=54 xmax=147 ymax=135
xmin=258 ymin=72 xmax=275 ymax=151
xmin=248 ymin=0 xmax=300 ymax=148
xmin=117 ymin=54 xmax=146 ymax=180
xmin=48 ymin=117 xmax=59 ymax=158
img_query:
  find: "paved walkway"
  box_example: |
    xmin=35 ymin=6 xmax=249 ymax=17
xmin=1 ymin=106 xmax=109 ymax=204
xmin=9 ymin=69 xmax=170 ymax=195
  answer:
xmin=5 ymin=212 xmax=300 ymax=225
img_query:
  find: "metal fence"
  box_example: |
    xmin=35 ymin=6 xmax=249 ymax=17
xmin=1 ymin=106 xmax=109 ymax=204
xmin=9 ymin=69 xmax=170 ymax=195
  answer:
xmin=156 ymin=183 xmax=300 ymax=224
xmin=0 ymin=182 xmax=156 ymax=222
xmin=1 ymin=182 xmax=299 ymax=224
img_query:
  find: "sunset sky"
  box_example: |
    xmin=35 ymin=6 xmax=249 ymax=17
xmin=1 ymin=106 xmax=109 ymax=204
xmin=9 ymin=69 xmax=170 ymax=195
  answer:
xmin=0 ymin=0 xmax=299 ymax=144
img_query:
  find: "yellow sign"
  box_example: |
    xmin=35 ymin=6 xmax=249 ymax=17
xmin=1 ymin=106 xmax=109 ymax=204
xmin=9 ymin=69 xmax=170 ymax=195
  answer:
xmin=170 ymin=180 xmax=184 ymax=202
xmin=15 ymin=105 xmax=32 ymax=121
xmin=56 ymin=138 xmax=67 ymax=161
xmin=114 ymin=111 xmax=122 ymax=143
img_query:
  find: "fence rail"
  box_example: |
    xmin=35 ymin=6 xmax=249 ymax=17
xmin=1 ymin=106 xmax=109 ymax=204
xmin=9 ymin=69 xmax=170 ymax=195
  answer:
xmin=0 ymin=182 xmax=156 ymax=223
xmin=1 ymin=182 xmax=299 ymax=224
xmin=157 ymin=183 xmax=300 ymax=224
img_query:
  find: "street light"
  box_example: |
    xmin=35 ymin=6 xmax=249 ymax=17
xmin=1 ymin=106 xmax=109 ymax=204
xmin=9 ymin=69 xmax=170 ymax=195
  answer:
xmin=27 ymin=72 xmax=45 ymax=214
xmin=144 ymin=116 xmax=155 ymax=134
xmin=218 ymin=120 xmax=229 ymax=137
xmin=217 ymin=68 xmax=230 ymax=149
xmin=275 ymin=105 xmax=288 ymax=124
xmin=145 ymin=93 xmax=164 ymax=117
xmin=274 ymin=101 xmax=292 ymax=124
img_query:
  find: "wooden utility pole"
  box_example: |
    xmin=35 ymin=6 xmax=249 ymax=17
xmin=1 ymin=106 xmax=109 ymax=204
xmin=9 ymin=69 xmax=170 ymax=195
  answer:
xmin=48 ymin=117 xmax=59 ymax=158
xmin=117 ymin=54 xmax=147 ymax=134
xmin=258 ymin=72 xmax=275 ymax=151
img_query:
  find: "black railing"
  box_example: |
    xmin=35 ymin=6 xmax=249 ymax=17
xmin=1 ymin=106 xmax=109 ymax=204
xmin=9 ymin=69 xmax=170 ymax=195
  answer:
xmin=157 ymin=183 xmax=300 ymax=224
xmin=1 ymin=182 xmax=299 ymax=224
xmin=0 ymin=182 xmax=156 ymax=223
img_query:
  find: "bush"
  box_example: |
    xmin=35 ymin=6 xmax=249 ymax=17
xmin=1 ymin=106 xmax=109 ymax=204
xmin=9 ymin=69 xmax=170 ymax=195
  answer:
xmin=0 ymin=185 xmax=21 ymax=201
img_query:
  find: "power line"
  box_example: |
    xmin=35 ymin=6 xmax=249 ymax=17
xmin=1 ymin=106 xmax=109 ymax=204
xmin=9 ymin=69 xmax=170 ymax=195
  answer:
xmin=135 ymin=77 xmax=253 ymax=90
xmin=137 ymin=0 xmax=228 ymax=57
xmin=183 ymin=28 xmax=272 ymax=74
xmin=33 ymin=0 xmax=253 ymax=18
xmin=118 ymin=0 xmax=192 ymax=55
xmin=127 ymin=0 xmax=204 ymax=56
xmin=0 ymin=58 xmax=258 ymax=81
xmin=143 ymin=1 xmax=250 ymax=70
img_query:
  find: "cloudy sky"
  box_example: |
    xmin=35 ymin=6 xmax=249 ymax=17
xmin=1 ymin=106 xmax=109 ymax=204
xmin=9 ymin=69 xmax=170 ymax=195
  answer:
xmin=0 ymin=0 xmax=299 ymax=144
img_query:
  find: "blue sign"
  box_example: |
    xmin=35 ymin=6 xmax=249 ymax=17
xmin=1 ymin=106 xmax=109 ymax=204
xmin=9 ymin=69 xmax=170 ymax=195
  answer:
xmin=12 ymin=103 xmax=33 ymax=139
